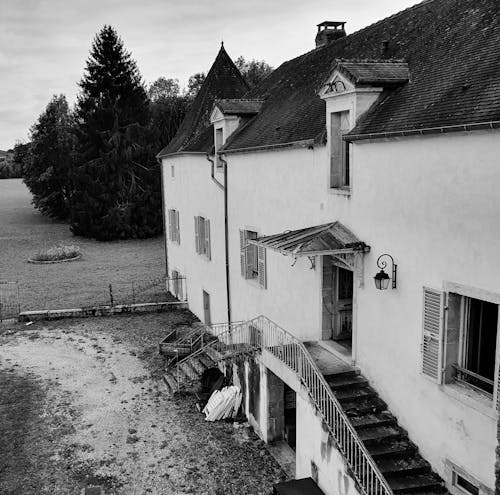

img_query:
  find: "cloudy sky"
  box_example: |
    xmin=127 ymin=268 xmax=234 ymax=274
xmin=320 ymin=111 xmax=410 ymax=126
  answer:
xmin=0 ymin=0 xmax=418 ymax=150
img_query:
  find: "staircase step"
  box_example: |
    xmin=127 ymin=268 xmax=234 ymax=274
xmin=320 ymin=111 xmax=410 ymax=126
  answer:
xmin=188 ymin=357 xmax=205 ymax=374
xmin=367 ymin=440 xmax=418 ymax=459
xmin=323 ymin=370 xmax=359 ymax=382
xmin=326 ymin=374 xmax=368 ymax=390
xmin=198 ymin=353 xmax=215 ymax=369
xmin=205 ymin=346 xmax=223 ymax=362
xmin=377 ymin=456 xmax=431 ymax=477
xmin=358 ymin=425 xmax=403 ymax=444
xmin=350 ymin=412 xmax=397 ymax=430
xmin=179 ymin=360 xmax=198 ymax=381
xmin=388 ymin=473 xmax=445 ymax=493
xmin=334 ymin=387 xmax=377 ymax=401
xmin=341 ymin=395 xmax=387 ymax=414
xmin=162 ymin=373 xmax=178 ymax=394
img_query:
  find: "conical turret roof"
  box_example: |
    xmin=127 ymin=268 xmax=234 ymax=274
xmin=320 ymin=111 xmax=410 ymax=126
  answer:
xmin=158 ymin=45 xmax=249 ymax=157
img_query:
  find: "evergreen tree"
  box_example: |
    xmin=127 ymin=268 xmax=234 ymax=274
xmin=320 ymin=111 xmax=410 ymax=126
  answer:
xmin=71 ymin=25 xmax=161 ymax=240
xmin=23 ymin=95 xmax=75 ymax=219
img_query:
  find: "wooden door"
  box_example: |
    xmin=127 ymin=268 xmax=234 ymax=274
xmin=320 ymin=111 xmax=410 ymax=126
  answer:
xmin=333 ymin=267 xmax=353 ymax=341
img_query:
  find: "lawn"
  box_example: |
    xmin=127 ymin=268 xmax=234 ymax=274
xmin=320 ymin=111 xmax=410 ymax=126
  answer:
xmin=0 ymin=179 xmax=166 ymax=311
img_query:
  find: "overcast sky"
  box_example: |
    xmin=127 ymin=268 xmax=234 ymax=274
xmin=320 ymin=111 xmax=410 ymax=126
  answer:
xmin=0 ymin=0 xmax=418 ymax=150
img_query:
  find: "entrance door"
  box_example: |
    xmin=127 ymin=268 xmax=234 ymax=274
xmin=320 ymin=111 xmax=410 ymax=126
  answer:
xmin=332 ymin=266 xmax=353 ymax=352
xmin=203 ymin=290 xmax=211 ymax=326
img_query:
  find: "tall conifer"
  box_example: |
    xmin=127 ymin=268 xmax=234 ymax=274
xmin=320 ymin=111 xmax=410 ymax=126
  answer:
xmin=71 ymin=25 xmax=161 ymax=240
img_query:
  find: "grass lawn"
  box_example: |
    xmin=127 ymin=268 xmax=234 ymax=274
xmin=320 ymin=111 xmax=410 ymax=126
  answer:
xmin=0 ymin=179 xmax=166 ymax=311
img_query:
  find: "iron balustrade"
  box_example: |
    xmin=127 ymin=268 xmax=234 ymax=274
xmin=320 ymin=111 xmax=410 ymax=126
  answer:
xmin=174 ymin=316 xmax=393 ymax=495
xmin=452 ymin=364 xmax=494 ymax=396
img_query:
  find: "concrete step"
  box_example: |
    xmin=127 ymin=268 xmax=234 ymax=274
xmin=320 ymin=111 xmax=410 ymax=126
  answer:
xmin=350 ymin=412 xmax=397 ymax=430
xmin=334 ymin=386 xmax=377 ymax=402
xmin=326 ymin=374 xmax=368 ymax=390
xmin=377 ymin=456 xmax=431 ymax=477
xmin=162 ymin=373 xmax=178 ymax=395
xmin=188 ymin=356 xmax=206 ymax=374
xmin=198 ymin=352 xmax=215 ymax=369
xmin=341 ymin=395 xmax=387 ymax=415
xmin=367 ymin=440 xmax=418 ymax=460
xmin=388 ymin=473 xmax=445 ymax=494
xmin=357 ymin=425 xmax=404 ymax=445
xmin=205 ymin=346 xmax=223 ymax=362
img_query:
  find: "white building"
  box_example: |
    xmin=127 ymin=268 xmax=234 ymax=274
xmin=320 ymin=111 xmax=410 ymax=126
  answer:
xmin=159 ymin=1 xmax=500 ymax=494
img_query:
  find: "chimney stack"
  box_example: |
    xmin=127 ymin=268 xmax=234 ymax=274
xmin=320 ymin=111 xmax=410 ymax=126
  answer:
xmin=315 ymin=21 xmax=346 ymax=48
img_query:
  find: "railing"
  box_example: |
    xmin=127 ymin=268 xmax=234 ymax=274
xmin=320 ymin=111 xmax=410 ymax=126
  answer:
xmin=0 ymin=281 xmax=20 ymax=321
xmin=173 ymin=315 xmax=392 ymax=495
xmin=453 ymin=364 xmax=494 ymax=396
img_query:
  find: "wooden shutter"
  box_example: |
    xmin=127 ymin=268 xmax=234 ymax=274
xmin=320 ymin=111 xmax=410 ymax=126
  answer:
xmin=168 ymin=210 xmax=173 ymax=241
xmin=175 ymin=210 xmax=180 ymax=243
xmin=194 ymin=216 xmax=199 ymax=253
xmin=421 ymin=287 xmax=444 ymax=383
xmin=330 ymin=113 xmax=342 ymax=188
xmin=172 ymin=269 xmax=179 ymax=298
xmin=205 ymin=219 xmax=211 ymax=260
xmin=240 ymin=230 xmax=247 ymax=278
xmin=257 ymin=246 xmax=267 ymax=289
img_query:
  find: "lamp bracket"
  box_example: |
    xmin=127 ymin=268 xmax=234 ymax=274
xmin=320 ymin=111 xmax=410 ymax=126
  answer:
xmin=376 ymin=254 xmax=397 ymax=289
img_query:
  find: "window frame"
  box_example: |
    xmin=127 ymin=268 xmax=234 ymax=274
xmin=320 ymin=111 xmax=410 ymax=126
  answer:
xmin=240 ymin=228 xmax=267 ymax=289
xmin=442 ymin=281 xmax=500 ymax=407
xmin=194 ymin=215 xmax=211 ymax=260
xmin=329 ymin=111 xmax=351 ymax=190
xmin=168 ymin=209 xmax=180 ymax=244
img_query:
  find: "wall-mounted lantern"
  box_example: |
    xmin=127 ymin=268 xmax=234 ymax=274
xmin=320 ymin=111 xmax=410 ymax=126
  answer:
xmin=374 ymin=254 xmax=397 ymax=290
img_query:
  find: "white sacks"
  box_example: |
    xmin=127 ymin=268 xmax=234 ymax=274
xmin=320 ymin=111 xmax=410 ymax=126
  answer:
xmin=202 ymin=385 xmax=242 ymax=421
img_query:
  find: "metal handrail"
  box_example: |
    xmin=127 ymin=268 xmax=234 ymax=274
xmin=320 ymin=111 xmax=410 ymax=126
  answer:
xmin=173 ymin=316 xmax=392 ymax=495
xmin=249 ymin=315 xmax=392 ymax=495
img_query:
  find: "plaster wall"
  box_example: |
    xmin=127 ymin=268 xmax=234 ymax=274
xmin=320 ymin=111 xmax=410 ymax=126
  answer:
xmin=226 ymin=130 xmax=500 ymax=489
xmin=295 ymin=394 xmax=362 ymax=495
xmin=161 ymin=154 xmax=227 ymax=324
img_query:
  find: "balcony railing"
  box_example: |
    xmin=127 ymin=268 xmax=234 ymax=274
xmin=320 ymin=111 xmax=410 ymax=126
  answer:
xmin=174 ymin=316 xmax=393 ymax=495
xmin=453 ymin=364 xmax=494 ymax=396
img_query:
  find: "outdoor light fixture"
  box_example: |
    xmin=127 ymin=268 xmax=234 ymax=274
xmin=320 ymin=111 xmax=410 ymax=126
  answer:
xmin=374 ymin=254 xmax=397 ymax=290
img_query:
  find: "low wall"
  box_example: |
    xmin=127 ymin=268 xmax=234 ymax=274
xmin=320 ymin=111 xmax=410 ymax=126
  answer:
xmin=18 ymin=301 xmax=188 ymax=322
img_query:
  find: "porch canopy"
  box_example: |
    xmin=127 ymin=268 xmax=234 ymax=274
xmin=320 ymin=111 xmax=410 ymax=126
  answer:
xmin=247 ymin=221 xmax=369 ymax=257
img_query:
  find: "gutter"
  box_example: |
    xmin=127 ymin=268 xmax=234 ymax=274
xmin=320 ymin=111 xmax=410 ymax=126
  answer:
xmin=156 ymin=150 xmax=208 ymax=160
xmin=206 ymin=153 xmax=224 ymax=190
xmin=219 ymin=153 xmax=232 ymax=324
xmin=223 ymin=139 xmax=315 ymax=155
xmin=345 ymin=120 xmax=500 ymax=142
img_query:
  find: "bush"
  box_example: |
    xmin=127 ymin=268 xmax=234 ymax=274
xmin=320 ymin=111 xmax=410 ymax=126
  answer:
xmin=32 ymin=244 xmax=81 ymax=262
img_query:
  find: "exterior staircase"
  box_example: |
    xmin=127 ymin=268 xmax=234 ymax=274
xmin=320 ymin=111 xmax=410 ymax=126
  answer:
xmin=305 ymin=343 xmax=447 ymax=495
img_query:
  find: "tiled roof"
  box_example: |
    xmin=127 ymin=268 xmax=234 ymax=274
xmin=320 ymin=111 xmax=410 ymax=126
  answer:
xmin=224 ymin=0 xmax=500 ymax=151
xmin=214 ymin=99 xmax=264 ymax=116
xmin=336 ymin=60 xmax=410 ymax=86
xmin=157 ymin=45 xmax=249 ymax=157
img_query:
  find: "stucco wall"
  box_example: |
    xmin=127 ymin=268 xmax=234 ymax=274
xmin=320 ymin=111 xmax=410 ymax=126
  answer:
xmin=161 ymin=155 xmax=228 ymax=324
xmin=225 ymin=130 xmax=500 ymax=489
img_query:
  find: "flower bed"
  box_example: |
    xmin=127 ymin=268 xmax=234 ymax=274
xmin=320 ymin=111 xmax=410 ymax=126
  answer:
xmin=28 ymin=244 xmax=81 ymax=264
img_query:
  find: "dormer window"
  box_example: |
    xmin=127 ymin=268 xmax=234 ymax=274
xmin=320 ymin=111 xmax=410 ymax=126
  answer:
xmin=215 ymin=127 xmax=224 ymax=168
xmin=330 ymin=111 xmax=350 ymax=189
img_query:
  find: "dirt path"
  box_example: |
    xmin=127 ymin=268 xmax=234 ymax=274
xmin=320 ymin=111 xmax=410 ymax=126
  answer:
xmin=0 ymin=315 xmax=286 ymax=494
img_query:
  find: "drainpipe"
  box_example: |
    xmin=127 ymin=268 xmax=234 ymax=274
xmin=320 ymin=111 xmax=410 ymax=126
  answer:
xmin=158 ymin=156 xmax=169 ymax=278
xmin=219 ymin=153 xmax=232 ymax=324
xmin=206 ymin=153 xmax=224 ymax=190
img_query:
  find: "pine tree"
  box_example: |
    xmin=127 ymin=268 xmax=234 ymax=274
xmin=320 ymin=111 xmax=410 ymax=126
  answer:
xmin=71 ymin=25 xmax=161 ymax=240
xmin=23 ymin=95 xmax=75 ymax=219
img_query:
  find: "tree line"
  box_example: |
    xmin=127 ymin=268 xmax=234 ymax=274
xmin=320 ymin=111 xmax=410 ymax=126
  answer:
xmin=15 ymin=26 xmax=272 ymax=241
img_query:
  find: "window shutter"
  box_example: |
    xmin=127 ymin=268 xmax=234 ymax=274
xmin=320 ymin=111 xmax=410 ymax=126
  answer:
xmin=257 ymin=246 xmax=267 ymax=289
xmin=330 ymin=113 xmax=342 ymax=188
xmin=240 ymin=230 xmax=247 ymax=278
xmin=421 ymin=287 xmax=444 ymax=383
xmin=205 ymin=219 xmax=211 ymax=260
xmin=175 ymin=210 xmax=180 ymax=243
xmin=194 ymin=216 xmax=199 ymax=253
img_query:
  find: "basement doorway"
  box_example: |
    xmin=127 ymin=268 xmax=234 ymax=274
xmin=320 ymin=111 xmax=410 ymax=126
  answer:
xmin=322 ymin=256 xmax=353 ymax=360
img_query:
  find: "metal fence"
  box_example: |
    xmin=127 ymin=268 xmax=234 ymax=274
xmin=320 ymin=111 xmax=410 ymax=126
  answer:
xmin=175 ymin=316 xmax=393 ymax=495
xmin=0 ymin=281 xmax=20 ymax=321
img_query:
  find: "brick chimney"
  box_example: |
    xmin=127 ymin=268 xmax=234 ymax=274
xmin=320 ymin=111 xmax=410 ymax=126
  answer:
xmin=315 ymin=21 xmax=346 ymax=48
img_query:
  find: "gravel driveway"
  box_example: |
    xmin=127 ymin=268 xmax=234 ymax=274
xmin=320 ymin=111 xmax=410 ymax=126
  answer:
xmin=0 ymin=312 xmax=286 ymax=494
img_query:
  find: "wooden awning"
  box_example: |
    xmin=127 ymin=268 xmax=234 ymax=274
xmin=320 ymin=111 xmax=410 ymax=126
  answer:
xmin=248 ymin=221 xmax=369 ymax=257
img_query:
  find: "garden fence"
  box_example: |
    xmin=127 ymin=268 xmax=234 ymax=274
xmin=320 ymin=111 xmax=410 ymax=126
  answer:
xmin=0 ymin=281 xmax=20 ymax=321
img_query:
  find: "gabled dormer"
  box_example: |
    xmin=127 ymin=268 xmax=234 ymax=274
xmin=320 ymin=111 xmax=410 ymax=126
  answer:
xmin=210 ymin=99 xmax=263 ymax=167
xmin=319 ymin=60 xmax=409 ymax=190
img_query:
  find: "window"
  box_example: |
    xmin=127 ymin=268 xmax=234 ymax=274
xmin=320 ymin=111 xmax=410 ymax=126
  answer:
xmin=171 ymin=269 xmax=183 ymax=299
xmin=421 ymin=286 xmax=500 ymax=402
xmin=240 ymin=229 xmax=266 ymax=288
xmin=330 ymin=111 xmax=350 ymax=189
xmin=455 ymin=296 xmax=497 ymax=395
xmin=194 ymin=216 xmax=211 ymax=259
xmin=168 ymin=209 xmax=180 ymax=244
xmin=215 ymin=128 xmax=224 ymax=168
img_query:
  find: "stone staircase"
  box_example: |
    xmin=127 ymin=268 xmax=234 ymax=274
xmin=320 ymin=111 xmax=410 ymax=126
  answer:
xmin=307 ymin=343 xmax=447 ymax=495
